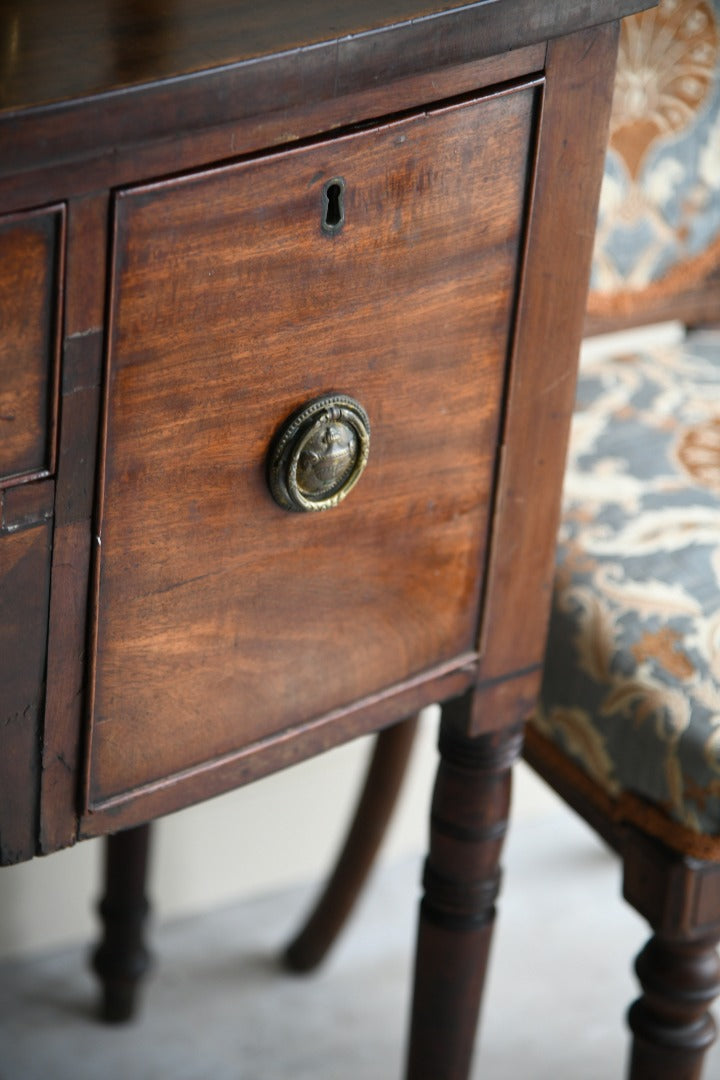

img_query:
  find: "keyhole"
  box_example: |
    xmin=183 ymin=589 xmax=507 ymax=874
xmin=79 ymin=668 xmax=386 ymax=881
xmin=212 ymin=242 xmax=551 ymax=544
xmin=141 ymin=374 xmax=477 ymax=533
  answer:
xmin=322 ymin=178 xmax=345 ymax=234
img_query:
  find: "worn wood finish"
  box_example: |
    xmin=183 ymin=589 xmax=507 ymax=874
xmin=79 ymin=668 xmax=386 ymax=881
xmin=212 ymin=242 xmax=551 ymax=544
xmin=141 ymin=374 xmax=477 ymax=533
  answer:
xmin=40 ymin=194 xmax=109 ymax=855
xmin=0 ymin=207 xmax=63 ymax=486
xmin=405 ymin=694 xmax=524 ymax=1079
xmin=79 ymin=658 xmax=476 ymax=839
xmin=2 ymin=480 xmax=54 ymax=532
xmin=0 ymin=516 xmax=52 ymax=864
xmin=285 ymin=714 xmax=419 ymax=972
xmin=92 ymin=824 xmax=153 ymax=1023
xmin=87 ymin=84 xmax=536 ymax=816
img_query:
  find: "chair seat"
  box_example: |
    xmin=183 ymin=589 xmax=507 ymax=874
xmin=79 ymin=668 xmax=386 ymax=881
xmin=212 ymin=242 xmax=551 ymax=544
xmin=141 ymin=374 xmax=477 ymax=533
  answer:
xmin=531 ymin=329 xmax=720 ymax=848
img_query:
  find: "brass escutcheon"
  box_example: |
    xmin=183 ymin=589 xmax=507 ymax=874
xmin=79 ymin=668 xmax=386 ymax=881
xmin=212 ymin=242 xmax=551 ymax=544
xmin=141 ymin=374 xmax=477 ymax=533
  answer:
xmin=268 ymin=393 xmax=370 ymax=512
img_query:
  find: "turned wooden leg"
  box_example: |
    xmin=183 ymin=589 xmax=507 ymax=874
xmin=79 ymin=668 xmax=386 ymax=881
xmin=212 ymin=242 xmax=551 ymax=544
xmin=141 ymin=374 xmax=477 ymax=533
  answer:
xmin=405 ymin=692 xmax=523 ymax=1080
xmin=92 ymin=823 xmax=153 ymax=1023
xmin=621 ymin=830 xmax=720 ymax=1080
xmin=285 ymin=714 xmax=419 ymax=972
xmin=627 ymin=933 xmax=720 ymax=1080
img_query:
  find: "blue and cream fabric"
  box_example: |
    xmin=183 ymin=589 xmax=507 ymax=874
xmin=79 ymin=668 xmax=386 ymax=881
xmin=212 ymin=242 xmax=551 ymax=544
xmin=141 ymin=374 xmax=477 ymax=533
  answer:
xmin=588 ymin=0 xmax=720 ymax=318
xmin=535 ymin=334 xmax=720 ymax=836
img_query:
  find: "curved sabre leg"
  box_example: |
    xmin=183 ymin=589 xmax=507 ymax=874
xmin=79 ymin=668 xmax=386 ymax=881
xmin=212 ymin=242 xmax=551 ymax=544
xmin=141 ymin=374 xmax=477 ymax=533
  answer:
xmin=284 ymin=714 xmax=419 ymax=973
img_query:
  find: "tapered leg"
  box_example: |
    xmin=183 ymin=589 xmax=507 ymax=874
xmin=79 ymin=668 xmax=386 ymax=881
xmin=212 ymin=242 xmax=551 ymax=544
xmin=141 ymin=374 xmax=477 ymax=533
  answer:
xmin=92 ymin=823 xmax=153 ymax=1023
xmin=628 ymin=932 xmax=720 ymax=1080
xmin=405 ymin=692 xmax=523 ymax=1080
xmin=285 ymin=715 xmax=419 ymax=972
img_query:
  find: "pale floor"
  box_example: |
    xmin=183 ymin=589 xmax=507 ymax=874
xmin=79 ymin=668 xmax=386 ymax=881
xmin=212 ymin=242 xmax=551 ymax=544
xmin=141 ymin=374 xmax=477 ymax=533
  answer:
xmin=2 ymin=804 xmax=719 ymax=1080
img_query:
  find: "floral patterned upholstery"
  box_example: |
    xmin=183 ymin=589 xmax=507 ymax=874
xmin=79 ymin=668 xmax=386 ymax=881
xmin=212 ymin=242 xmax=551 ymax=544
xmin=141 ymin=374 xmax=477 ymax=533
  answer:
xmin=523 ymin=7 xmax=720 ymax=1069
xmin=529 ymin=0 xmax=720 ymax=853
xmin=587 ymin=0 xmax=720 ymax=327
xmin=532 ymin=333 xmax=720 ymax=845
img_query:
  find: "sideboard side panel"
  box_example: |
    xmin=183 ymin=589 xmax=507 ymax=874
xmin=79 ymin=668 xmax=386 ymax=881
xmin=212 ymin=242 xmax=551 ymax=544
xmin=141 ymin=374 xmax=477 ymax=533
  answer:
xmin=473 ymin=21 xmax=622 ymax=731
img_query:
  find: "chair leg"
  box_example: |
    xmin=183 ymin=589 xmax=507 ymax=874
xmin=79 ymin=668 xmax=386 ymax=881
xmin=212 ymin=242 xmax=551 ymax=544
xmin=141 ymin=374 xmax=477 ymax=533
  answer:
xmin=284 ymin=714 xmax=419 ymax=972
xmin=622 ymin=830 xmax=720 ymax=1080
xmin=627 ymin=933 xmax=720 ymax=1080
xmin=405 ymin=692 xmax=523 ymax=1080
xmin=91 ymin=823 xmax=153 ymax=1023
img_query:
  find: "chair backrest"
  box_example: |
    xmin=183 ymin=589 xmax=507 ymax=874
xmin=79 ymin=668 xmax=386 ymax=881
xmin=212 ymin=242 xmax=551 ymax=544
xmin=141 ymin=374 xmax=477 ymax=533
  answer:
xmin=585 ymin=0 xmax=720 ymax=335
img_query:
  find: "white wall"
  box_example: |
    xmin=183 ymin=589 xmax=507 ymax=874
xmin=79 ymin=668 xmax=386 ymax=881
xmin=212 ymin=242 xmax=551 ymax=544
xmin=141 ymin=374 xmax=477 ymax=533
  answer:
xmin=0 ymin=708 xmax=558 ymax=961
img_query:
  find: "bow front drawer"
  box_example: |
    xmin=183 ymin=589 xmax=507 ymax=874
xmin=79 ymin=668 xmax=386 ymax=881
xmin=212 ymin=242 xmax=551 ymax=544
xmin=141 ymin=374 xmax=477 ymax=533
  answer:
xmin=87 ymin=84 xmax=538 ymax=811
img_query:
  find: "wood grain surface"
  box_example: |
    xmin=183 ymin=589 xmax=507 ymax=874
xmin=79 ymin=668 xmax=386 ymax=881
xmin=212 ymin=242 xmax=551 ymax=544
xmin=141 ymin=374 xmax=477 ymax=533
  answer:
xmin=471 ymin=22 xmax=623 ymax=732
xmin=87 ymin=84 xmax=537 ymax=808
xmin=0 ymin=520 xmax=52 ymax=863
xmin=0 ymin=207 xmax=63 ymax=485
xmin=39 ymin=194 xmax=109 ymax=854
xmin=0 ymin=0 xmax=648 ymax=114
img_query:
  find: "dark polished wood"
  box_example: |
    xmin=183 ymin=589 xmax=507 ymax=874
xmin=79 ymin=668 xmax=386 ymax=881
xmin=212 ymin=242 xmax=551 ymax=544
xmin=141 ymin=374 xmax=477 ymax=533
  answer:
xmin=92 ymin=824 xmax=153 ymax=1023
xmin=87 ymin=82 xmax=535 ymax=823
xmin=0 ymin=1 xmax=650 ymax=1074
xmin=405 ymin=695 xmax=524 ymax=1079
xmin=629 ymin=932 xmax=720 ymax=1080
xmin=285 ymin=715 xmax=419 ymax=973
xmin=473 ymin=21 xmax=623 ymax=722
xmin=79 ymin=659 xmax=476 ymax=840
xmin=624 ymin=831 xmax=720 ymax=1080
xmin=0 ymin=0 xmax=651 ymax=119
xmin=40 ymin=194 xmax=109 ymax=856
xmin=0 ymin=206 xmax=63 ymax=486
xmin=0 ymin=515 xmax=52 ymax=864
xmin=0 ymin=0 xmax=649 ymax=198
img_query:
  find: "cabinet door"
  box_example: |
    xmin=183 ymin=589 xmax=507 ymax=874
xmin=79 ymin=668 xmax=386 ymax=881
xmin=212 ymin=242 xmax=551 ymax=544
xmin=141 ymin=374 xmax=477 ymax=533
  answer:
xmin=87 ymin=84 xmax=538 ymax=811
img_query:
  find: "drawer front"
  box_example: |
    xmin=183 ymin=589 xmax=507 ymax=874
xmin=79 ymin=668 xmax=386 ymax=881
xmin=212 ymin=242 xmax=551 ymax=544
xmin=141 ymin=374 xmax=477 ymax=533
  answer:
xmin=0 ymin=207 xmax=63 ymax=486
xmin=88 ymin=85 xmax=537 ymax=807
xmin=0 ymin=489 xmax=53 ymax=862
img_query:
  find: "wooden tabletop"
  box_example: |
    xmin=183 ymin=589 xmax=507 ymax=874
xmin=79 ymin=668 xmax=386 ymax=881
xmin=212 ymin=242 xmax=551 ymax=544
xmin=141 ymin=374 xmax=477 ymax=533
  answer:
xmin=1 ymin=0 xmax=652 ymax=115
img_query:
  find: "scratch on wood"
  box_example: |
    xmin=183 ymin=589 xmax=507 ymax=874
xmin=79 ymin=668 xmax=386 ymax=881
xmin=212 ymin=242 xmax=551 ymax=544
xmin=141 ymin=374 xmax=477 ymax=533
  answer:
xmin=150 ymin=568 xmax=225 ymax=597
xmin=539 ymin=367 xmax=573 ymax=398
xmin=54 ymin=752 xmax=73 ymax=775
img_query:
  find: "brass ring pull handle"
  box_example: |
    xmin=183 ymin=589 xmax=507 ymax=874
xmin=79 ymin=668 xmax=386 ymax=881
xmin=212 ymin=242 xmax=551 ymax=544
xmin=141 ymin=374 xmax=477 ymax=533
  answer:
xmin=268 ymin=393 xmax=370 ymax=512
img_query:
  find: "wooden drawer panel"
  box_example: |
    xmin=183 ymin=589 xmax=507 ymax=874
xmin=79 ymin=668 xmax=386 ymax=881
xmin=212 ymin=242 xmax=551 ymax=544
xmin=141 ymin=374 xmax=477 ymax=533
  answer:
xmin=0 ymin=495 xmax=53 ymax=862
xmin=88 ymin=84 xmax=538 ymax=807
xmin=0 ymin=207 xmax=63 ymax=486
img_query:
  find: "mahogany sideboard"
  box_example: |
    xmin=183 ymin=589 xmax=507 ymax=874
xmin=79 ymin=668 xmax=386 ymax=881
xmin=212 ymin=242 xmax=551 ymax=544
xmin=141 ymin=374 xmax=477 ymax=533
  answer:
xmin=0 ymin=1 xmax=651 ymax=1075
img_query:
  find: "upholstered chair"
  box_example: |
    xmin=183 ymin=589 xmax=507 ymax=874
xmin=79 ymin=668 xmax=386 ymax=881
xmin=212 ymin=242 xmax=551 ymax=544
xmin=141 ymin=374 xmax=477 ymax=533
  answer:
xmin=524 ymin=1 xmax=720 ymax=1077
